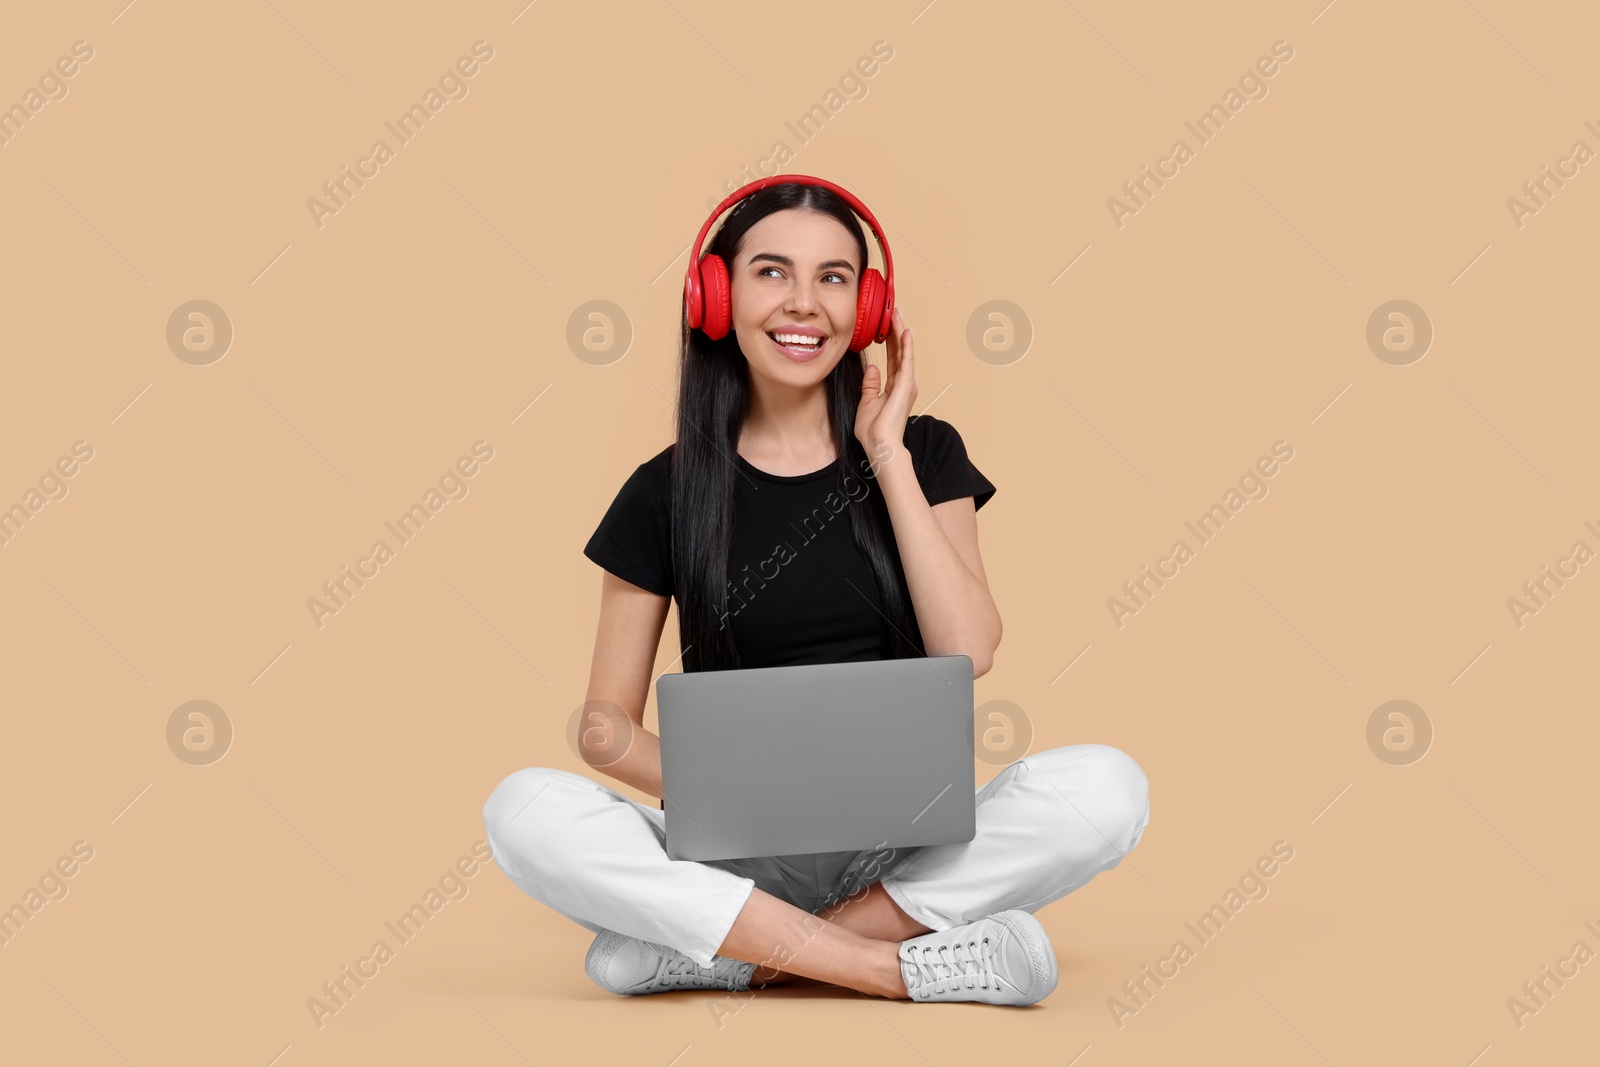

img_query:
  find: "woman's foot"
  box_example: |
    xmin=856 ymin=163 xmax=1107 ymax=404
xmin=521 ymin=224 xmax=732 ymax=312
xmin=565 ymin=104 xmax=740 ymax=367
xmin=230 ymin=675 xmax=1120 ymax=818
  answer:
xmin=896 ymin=910 xmax=1059 ymax=1005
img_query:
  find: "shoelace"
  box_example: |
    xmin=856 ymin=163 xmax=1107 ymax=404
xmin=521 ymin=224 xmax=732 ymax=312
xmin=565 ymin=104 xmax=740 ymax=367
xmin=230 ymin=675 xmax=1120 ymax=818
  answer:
xmin=653 ymin=947 xmax=744 ymax=989
xmin=905 ymin=934 xmax=996 ymax=998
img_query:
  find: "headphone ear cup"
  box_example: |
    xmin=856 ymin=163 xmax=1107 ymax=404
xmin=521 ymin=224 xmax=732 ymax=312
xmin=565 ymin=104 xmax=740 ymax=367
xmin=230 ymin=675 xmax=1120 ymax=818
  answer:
xmin=684 ymin=258 xmax=705 ymax=331
xmin=852 ymin=267 xmax=887 ymax=351
xmin=699 ymin=254 xmax=731 ymax=340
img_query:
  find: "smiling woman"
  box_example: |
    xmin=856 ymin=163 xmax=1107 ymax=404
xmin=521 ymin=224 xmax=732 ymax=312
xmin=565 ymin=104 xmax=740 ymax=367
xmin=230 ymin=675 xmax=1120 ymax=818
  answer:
xmin=483 ymin=176 xmax=1149 ymax=1009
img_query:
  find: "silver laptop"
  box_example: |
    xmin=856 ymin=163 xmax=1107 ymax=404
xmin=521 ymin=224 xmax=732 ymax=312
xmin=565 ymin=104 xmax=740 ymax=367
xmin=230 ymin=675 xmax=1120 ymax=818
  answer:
xmin=656 ymin=655 xmax=977 ymax=861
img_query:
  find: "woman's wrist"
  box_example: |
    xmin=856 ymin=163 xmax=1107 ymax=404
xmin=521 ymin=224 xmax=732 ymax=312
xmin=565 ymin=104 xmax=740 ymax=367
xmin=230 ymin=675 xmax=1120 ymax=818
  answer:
xmin=857 ymin=435 xmax=910 ymax=480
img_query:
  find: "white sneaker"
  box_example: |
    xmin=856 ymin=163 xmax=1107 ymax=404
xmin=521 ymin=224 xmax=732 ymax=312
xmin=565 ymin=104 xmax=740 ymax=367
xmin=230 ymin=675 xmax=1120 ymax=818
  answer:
xmin=896 ymin=910 xmax=1059 ymax=1005
xmin=585 ymin=929 xmax=758 ymax=996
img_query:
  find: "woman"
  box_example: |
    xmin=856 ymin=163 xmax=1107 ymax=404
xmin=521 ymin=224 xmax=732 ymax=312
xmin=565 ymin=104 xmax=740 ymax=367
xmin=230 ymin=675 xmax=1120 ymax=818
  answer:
xmin=482 ymin=178 xmax=1150 ymax=1006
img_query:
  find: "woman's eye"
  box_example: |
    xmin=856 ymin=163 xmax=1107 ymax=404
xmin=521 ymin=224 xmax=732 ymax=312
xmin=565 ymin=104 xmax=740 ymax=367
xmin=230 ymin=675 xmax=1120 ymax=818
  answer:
xmin=758 ymin=266 xmax=848 ymax=283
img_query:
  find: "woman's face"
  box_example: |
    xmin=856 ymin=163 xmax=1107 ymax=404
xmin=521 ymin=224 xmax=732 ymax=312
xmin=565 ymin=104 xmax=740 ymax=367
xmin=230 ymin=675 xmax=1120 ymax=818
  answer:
xmin=728 ymin=208 xmax=862 ymax=386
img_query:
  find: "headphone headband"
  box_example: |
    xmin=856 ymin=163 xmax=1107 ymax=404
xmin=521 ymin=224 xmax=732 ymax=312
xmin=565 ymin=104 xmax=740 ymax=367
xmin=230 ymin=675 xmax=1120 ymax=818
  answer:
xmin=688 ymin=174 xmax=895 ymax=305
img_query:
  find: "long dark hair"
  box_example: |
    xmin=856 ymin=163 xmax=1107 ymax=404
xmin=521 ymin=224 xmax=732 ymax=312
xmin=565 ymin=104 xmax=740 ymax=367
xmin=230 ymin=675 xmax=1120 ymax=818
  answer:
xmin=670 ymin=181 xmax=924 ymax=673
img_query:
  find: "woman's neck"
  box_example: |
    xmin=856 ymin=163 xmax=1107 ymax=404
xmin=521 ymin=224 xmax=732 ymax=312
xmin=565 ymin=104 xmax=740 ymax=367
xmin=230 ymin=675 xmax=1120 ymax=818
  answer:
xmin=738 ymin=379 xmax=835 ymax=470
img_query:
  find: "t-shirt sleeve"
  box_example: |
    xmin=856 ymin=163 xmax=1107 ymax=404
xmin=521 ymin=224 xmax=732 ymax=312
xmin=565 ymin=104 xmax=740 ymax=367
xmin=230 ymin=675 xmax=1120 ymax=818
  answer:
xmin=907 ymin=415 xmax=997 ymax=511
xmin=583 ymin=458 xmax=674 ymax=596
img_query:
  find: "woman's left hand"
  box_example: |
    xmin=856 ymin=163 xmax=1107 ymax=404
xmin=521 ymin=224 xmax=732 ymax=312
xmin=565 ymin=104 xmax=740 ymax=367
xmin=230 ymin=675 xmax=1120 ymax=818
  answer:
xmin=854 ymin=307 xmax=917 ymax=467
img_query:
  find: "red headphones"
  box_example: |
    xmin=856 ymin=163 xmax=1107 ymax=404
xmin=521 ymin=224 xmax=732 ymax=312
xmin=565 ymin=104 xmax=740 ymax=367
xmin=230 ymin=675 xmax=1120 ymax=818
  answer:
xmin=683 ymin=174 xmax=896 ymax=353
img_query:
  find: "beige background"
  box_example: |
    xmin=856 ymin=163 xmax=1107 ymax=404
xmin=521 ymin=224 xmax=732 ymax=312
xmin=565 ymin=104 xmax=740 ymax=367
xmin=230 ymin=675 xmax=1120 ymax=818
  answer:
xmin=2 ymin=0 xmax=1596 ymax=1064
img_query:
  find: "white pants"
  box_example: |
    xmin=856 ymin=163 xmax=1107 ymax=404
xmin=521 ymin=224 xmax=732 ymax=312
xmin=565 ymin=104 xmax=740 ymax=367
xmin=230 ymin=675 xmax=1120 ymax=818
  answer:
xmin=482 ymin=743 xmax=1150 ymax=968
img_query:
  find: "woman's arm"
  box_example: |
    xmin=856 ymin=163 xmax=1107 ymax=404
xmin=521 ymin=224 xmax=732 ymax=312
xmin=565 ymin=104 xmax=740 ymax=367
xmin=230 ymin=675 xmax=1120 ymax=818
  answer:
xmin=578 ymin=571 xmax=670 ymax=798
xmin=854 ymin=309 xmax=1001 ymax=676
xmin=873 ymin=452 xmax=1003 ymax=676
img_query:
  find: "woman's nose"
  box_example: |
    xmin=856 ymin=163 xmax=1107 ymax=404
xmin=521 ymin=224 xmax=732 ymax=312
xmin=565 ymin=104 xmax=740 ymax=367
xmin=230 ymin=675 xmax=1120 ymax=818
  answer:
xmin=785 ymin=282 xmax=819 ymax=312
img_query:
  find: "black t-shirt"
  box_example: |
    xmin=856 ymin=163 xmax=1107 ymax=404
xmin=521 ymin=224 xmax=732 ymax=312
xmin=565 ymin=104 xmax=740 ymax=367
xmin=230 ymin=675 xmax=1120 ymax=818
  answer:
xmin=583 ymin=414 xmax=996 ymax=670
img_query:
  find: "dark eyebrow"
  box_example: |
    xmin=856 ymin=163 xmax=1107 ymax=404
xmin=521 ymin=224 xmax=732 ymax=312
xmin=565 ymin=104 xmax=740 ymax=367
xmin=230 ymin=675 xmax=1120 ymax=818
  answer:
xmin=748 ymin=252 xmax=857 ymax=274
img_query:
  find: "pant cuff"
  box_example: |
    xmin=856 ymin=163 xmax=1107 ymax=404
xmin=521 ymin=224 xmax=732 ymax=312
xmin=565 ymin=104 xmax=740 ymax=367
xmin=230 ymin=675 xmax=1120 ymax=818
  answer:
xmin=878 ymin=875 xmax=948 ymax=935
xmin=683 ymin=875 xmax=757 ymax=968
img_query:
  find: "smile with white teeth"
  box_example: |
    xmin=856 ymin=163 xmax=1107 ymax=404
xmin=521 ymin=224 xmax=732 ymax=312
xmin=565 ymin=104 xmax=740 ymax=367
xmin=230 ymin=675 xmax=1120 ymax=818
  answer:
xmin=769 ymin=332 xmax=825 ymax=348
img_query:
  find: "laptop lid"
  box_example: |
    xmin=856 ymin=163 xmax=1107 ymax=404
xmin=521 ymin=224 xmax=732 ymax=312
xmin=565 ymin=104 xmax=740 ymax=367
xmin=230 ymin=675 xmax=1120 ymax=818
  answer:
xmin=656 ymin=655 xmax=977 ymax=861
